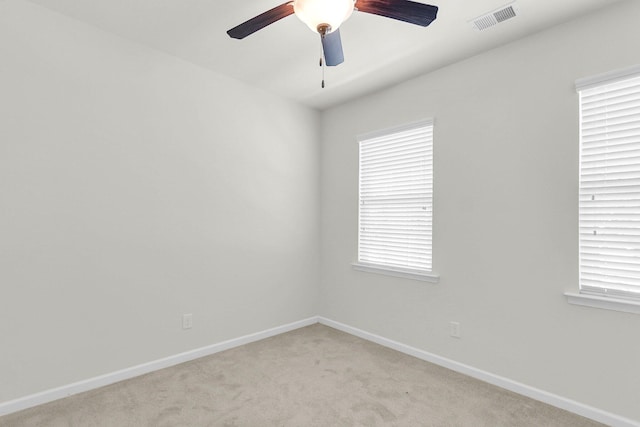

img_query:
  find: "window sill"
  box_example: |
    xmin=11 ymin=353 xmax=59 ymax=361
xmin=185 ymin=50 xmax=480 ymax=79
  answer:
xmin=352 ymin=262 xmax=439 ymax=283
xmin=564 ymin=292 xmax=640 ymax=315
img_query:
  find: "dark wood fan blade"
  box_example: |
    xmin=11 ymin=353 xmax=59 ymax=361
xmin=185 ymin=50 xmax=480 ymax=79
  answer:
xmin=321 ymin=29 xmax=344 ymax=66
xmin=227 ymin=2 xmax=295 ymax=39
xmin=355 ymin=0 xmax=438 ymax=26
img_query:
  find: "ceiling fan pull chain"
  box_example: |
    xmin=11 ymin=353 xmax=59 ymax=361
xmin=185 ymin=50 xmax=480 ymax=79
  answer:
xmin=319 ymin=41 xmax=325 ymax=89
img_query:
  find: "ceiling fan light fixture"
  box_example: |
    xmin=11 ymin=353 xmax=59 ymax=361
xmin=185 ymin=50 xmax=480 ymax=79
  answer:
xmin=293 ymin=0 xmax=354 ymax=33
xmin=227 ymin=0 xmax=438 ymax=71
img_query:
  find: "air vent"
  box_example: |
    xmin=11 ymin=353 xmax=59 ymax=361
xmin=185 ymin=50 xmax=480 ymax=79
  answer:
xmin=470 ymin=2 xmax=519 ymax=31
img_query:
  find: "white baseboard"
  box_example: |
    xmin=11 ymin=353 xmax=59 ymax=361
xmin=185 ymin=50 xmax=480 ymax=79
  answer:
xmin=318 ymin=317 xmax=639 ymax=427
xmin=2 ymin=315 xmax=638 ymax=426
xmin=0 ymin=316 xmax=319 ymax=417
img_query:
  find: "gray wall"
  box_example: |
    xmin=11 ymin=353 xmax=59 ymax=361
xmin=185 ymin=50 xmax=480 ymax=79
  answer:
xmin=319 ymin=0 xmax=640 ymax=421
xmin=0 ymin=1 xmax=320 ymax=402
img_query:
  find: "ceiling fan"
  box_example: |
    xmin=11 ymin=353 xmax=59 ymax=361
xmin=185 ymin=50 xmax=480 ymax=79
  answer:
xmin=227 ymin=0 xmax=438 ymax=68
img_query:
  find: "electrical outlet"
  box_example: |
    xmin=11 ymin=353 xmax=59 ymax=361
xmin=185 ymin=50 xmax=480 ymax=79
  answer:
xmin=182 ymin=313 xmax=193 ymax=329
xmin=450 ymin=321 xmax=461 ymax=338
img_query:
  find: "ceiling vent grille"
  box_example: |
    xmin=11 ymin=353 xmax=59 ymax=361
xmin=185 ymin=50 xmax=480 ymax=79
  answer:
xmin=470 ymin=2 xmax=519 ymax=31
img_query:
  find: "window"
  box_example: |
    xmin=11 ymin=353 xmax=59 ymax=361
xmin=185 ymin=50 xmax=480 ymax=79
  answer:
xmin=353 ymin=119 xmax=437 ymax=282
xmin=569 ymin=66 xmax=640 ymax=313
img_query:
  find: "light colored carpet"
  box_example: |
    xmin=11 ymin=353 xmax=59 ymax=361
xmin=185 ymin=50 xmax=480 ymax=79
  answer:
xmin=0 ymin=324 xmax=603 ymax=426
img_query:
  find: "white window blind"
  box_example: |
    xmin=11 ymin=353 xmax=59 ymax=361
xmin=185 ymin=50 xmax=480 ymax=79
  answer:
xmin=578 ymin=69 xmax=640 ymax=301
xmin=357 ymin=119 xmax=433 ymax=274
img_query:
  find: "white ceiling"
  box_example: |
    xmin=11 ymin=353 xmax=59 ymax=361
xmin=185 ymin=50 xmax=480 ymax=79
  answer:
xmin=25 ymin=0 xmax=620 ymax=109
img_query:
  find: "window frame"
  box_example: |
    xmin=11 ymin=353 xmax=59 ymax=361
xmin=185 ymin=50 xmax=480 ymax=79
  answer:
xmin=566 ymin=65 xmax=640 ymax=314
xmin=352 ymin=119 xmax=439 ymax=283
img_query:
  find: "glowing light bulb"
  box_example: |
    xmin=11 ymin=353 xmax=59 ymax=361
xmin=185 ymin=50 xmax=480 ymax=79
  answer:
xmin=293 ymin=0 xmax=354 ymax=33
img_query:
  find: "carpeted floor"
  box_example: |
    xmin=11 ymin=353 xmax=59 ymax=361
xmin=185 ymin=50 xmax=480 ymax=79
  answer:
xmin=0 ymin=324 xmax=603 ymax=426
